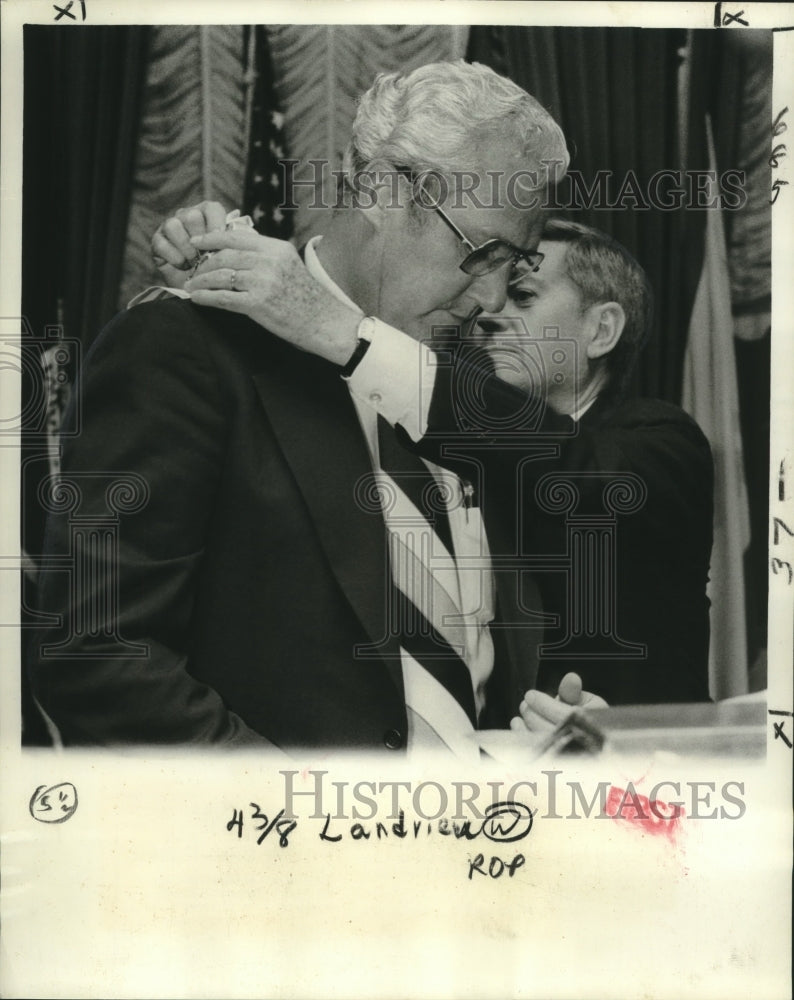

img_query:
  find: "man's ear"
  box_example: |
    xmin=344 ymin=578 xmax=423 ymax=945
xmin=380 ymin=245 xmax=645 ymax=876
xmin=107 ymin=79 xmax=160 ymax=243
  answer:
xmin=584 ymin=301 xmax=625 ymax=360
xmin=355 ymin=160 xmax=411 ymax=234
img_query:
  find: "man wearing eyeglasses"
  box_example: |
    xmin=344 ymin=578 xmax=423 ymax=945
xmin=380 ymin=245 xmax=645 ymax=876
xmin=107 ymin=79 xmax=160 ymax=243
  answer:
xmin=29 ymin=61 xmax=572 ymax=752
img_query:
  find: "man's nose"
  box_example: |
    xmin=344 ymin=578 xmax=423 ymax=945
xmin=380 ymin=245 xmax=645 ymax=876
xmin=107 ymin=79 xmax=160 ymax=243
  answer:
xmin=467 ymin=267 xmax=510 ymax=314
xmin=476 ymin=318 xmax=511 ymax=336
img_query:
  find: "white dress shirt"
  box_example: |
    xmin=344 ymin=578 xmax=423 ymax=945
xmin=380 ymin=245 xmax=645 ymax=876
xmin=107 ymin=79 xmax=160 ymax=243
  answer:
xmin=304 ymin=237 xmax=495 ymax=760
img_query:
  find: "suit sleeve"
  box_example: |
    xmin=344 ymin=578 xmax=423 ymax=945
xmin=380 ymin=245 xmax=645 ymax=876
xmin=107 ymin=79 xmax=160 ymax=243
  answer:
xmin=422 ymin=351 xmax=714 ymax=706
xmin=28 ymin=301 xmax=274 ymax=747
xmin=424 ymin=349 xmax=711 ymax=526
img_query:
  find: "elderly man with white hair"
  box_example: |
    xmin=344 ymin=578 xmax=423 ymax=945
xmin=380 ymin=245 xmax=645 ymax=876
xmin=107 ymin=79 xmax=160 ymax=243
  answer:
xmin=30 ymin=60 xmax=581 ymax=754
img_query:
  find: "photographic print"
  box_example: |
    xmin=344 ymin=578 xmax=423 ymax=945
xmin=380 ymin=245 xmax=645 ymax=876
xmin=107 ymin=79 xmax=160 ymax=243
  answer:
xmin=1 ymin=2 xmax=792 ymax=997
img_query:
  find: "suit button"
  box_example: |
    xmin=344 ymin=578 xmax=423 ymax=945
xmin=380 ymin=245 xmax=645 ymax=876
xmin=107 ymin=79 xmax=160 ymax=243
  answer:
xmin=383 ymin=729 xmax=403 ymax=750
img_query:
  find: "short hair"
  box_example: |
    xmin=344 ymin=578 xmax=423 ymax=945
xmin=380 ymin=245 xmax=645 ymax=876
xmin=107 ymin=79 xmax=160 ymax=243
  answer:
xmin=342 ymin=60 xmax=569 ymax=207
xmin=541 ymin=218 xmax=653 ymax=398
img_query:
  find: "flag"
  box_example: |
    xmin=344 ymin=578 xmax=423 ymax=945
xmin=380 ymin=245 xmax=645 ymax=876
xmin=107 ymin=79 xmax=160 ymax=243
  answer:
xmin=681 ymin=115 xmax=751 ymax=700
xmin=242 ymin=26 xmax=294 ymax=240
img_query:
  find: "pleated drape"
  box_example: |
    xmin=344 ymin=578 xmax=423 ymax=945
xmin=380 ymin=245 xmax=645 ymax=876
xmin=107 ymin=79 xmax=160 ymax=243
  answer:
xmin=269 ymin=25 xmax=470 ymax=246
xmin=117 ymin=26 xmax=250 ymax=312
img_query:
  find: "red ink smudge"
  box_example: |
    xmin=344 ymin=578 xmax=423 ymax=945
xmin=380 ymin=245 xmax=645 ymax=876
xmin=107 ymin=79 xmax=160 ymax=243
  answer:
xmin=606 ymin=785 xmax=685 ymax=842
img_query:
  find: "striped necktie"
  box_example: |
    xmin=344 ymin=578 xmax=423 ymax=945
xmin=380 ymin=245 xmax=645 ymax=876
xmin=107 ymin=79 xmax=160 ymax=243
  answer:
xmin=376 ymin=415 xmax=478 ymax=729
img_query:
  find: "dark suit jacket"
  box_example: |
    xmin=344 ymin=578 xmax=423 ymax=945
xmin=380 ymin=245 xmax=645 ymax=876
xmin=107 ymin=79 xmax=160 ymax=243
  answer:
xmin=412 ymin=352 xmax=714 ymax=705
xmin=27 ymin=299 xmax=522 ymax=748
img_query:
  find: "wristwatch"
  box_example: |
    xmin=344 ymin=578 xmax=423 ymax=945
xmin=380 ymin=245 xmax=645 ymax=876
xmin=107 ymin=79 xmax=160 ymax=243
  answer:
xmin=339 ymin=316 xmax=376 ymax=378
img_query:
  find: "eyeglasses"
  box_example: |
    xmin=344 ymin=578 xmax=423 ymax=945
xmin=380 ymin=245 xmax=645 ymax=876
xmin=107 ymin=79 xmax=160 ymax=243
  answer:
xmin=396 ymin=166 xmax=545 ymax=277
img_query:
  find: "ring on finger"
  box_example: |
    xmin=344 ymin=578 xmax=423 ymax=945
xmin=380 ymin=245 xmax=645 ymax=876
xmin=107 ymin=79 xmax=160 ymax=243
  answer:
xmin=230 ymin=269 xmax=237 ymax=290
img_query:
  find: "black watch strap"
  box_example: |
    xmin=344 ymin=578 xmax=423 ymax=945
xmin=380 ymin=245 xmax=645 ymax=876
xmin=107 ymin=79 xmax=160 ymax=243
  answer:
xmin=339 ymin=317 xmax=375 ymax=378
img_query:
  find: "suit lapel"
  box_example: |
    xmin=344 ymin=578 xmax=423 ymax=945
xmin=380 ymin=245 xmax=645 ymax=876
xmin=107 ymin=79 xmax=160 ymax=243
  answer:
xmin=492 ymin=567 xmax=543 ymax=703
xmin=251 ymin=344 xmax=403 ymax=694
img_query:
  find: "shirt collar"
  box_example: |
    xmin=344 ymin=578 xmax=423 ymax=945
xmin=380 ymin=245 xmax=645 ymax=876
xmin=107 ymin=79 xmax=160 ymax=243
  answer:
xmin=303 ymin=235 xmax=363 ymax=315
xmin=570 ymin=397 xmax=597 ymax=422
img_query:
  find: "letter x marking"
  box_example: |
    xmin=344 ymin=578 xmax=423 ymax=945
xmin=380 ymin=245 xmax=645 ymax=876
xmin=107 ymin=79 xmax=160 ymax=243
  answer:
xmin=722 ymin=9 xmax=749 ymax=26
xmin=53 ymin=1 xmax=85 ymax=19
xmin=769 ymin=710 xmax=794 ymax=749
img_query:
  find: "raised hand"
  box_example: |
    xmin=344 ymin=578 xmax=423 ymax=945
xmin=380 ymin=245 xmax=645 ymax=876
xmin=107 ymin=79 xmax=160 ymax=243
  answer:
xmin=510 ymin=672 xmax=608 ymax=734
xmin=150 ymin=201 xmax=230 ymax=288
xmin=183 ymin=229 xmax=360 ymax=366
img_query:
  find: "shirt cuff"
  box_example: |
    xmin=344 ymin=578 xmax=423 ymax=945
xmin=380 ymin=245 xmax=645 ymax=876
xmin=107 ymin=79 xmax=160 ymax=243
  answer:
xmin=347 ymin=319 xmax=437 ymax=441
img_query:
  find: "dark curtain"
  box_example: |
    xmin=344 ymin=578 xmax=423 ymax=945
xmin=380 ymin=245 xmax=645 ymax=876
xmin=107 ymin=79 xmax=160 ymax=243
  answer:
xmin=21 ymin=26 xmax=148 ymax=743
xmin=468 ymin=26 xmax=709 ymax=403
xmin=22 ymin=26 xmax=150 ymax=355
xmin=22 ymin=25 xmax=148 ymax=551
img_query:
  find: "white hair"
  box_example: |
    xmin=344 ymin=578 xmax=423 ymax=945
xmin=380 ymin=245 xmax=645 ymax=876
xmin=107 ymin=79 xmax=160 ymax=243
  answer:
xmin=341 ymin=60 xmax=569 ymax=199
